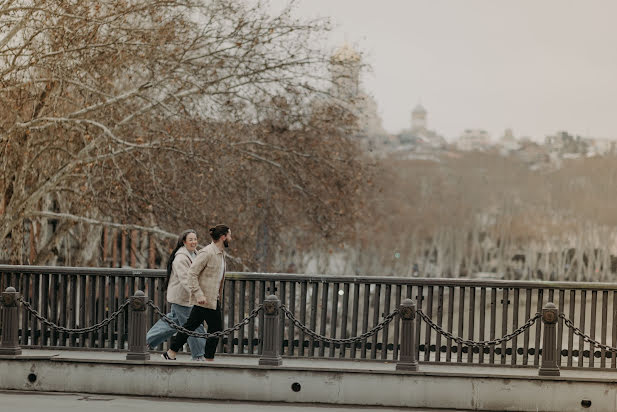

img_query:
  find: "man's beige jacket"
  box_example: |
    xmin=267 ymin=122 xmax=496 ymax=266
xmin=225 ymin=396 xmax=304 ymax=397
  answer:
xmin=186 ymin=242 xmax=226 ymax=310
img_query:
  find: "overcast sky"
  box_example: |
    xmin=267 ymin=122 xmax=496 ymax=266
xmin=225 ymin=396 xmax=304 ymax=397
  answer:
xmin=270 ymin=0 xmax=617 ymax=141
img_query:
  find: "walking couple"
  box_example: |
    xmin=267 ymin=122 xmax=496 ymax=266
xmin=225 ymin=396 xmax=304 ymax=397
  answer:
xmin=146 ymin=224 xmax=231 ymax=361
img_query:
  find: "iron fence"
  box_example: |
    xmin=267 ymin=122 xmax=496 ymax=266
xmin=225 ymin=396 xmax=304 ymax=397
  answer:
xmin=2 ymin=265 xmax=617 ymax=369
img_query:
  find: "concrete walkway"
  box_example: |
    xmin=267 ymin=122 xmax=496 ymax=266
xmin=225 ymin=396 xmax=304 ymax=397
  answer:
xmin=0 ymin=390 xmax=473 ymax=412
xmin=13 ymin=348 xmax=617 ymax=382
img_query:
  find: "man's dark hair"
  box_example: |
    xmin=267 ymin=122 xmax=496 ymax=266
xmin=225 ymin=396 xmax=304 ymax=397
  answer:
xmin=163 ymin=229 xmax=197 ymax=290
xmin=209 ymin=224 xmax=230 ymax=241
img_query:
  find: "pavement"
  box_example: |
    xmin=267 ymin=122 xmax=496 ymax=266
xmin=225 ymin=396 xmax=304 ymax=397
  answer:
xmin=0 ymin=390 xmax=476 ymax=412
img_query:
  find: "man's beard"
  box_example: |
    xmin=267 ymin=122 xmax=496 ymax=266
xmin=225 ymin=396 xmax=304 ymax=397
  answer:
xmin=223 ymin=240 xmax=229 ymax=248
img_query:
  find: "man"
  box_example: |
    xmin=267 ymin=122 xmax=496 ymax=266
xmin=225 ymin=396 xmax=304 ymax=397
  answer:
xmin=162 ymin=224 xmax=231 ymax=361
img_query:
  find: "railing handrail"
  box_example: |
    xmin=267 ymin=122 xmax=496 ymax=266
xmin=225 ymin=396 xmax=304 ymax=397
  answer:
xmin=2 ymin=264 xmax=617 ymax=290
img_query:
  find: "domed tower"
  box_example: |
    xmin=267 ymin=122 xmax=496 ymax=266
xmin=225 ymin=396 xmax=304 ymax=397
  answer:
xmin=411 ymin=104 xmax=427 ymax=132
xmin=330 ymin=43 xmax=361 ymax=99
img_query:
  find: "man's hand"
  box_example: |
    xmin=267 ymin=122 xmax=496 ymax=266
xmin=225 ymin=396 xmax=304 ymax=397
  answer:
xmin=197 ymin=298 xmax=206 ymax=305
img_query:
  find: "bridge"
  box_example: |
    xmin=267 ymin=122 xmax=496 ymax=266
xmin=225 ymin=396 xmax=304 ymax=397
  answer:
xmin=1 ymin=265 xmax=617 ymax=411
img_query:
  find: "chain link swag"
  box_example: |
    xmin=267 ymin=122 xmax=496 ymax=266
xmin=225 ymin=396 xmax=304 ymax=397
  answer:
xmin=147 ymin=301 xmax=263 ymax=339
xmin=560 ymin=313 xmax=617 ymax=353
xmin=417 ymin=309 xmax=541 ymax=347
xmin=19 ymin=296 xmax=131 ymax=334
xmin=280 ymin=304 xmax=399 ymax=344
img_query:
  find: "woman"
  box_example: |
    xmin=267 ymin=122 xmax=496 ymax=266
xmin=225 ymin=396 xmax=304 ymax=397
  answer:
xmin=146 ymin=229 xmax=207 ymax=360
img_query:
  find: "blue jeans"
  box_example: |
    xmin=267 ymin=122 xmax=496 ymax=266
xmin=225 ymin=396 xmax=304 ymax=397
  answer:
xmin=146 ymin=303 xmax=206 ymax=359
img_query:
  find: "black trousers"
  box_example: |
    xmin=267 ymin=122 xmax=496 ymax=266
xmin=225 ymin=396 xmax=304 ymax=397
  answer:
xmin=170 ymin=302 xmax=222 ymax=359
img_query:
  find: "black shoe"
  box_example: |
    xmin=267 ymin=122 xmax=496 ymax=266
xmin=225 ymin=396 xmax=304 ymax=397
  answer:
xmin=161 ymin=352 xmax=176 ymax=360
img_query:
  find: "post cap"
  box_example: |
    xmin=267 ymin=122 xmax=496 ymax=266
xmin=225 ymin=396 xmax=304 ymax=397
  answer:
xmin=134 ymin=290 xmax=145 ymax=297
xmin=4 ymin=286 xmax=16 ymax=293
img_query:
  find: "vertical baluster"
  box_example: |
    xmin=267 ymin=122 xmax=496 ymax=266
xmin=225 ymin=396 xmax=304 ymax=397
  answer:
xmin=612 ymin=291 xmax=617 ymax=369
xmin=41 ymin=273 xmax=49 ymax=346
xmin=288 ymin=281 xmax=296 ymax=356
xmin=58 ymin=274 xmax=67 ymax=346
xmin=534 ymin=288 xmax=544 ymax=367
xmin=446 ymin=286 xmax=454 ymax=362
xmin=20 ymin=274 xmax=30 ymax=346
xmin=511 ymin=288 xmax=520 ymax=365
xmin=78 ymin=275 xmax=87 ymax=347
xmin=468 ymin=286 xmax=476 ymax=363
xmin=68 ymin=275 xmax=77 ymax=347
xmin=350 ymin=283 xmax=360 ymax=359
xmin=371 ymin=284 xmax=381 ymax=360
xmin=339 ymin=283 xmax=350 ymax=358
xmin=589 ymin=290 xmax=597 ymax=368
xmin=238 ymin=280 xmax=246 ymax=354
xmin=382 ymin=284 xmax=392 ymax=360
xmin=478 ymin=288 xmax=487 ymax=363
xmin=330 ymin=282 xmax=339 ymax=358
xmin=501 ymin=287 xmax=509 ymax=364
xmin=258 ymin=280 xmax=266 ymax=354
xmin=318 ymin=282 xmax=329 ymax=358
xmin=50 ymin=273 xmax=58 ymax=346
xmin=457 ymin=286 xmax=465 ymax=363
xmin=227 ymin=280 xmax=236 ymax=354
xmin=361 ymin=283 xmax=370 ymax=359
xmin=415 ymin=285 xmax=423 ymax=362
xmin=248 ymin=280 xmax=256 ymax=354
xmin=147 ymin=277 xmax=155 ymax=332
xmin=489 ymin=288 xmax=497 ymax=364
xmin=97 ymin=275 xmax=105 ymax=348
xmin=392 ymin=285 xmax=402 ymax=361
xmin=523 ymin=289 xmax=532 ymax=365
xmin=108 ymin=275 xmax=116 ymax=349
xmin=279 ymin=281 xmax=286 ymax=356
xmin=557 ymin=289 xmax=565 ymax=368
xmin=578 ymin=290 xmax=586 ymax=368
xmin=308 ymin=282 xmax=318 ymax=356
xmin=567 ymin=289 xmax=575 ymax=367
xmin=600 ymin=290 xmax=608 ymax=368
xmin=31 ymin=274 xmax=40 ymax=346
xmin=117 ymin=276 xmax=126 ymax=350
xmin=436 ymin=286 xmax=445 ymax=362
xmin=298 ymin=281 xmax=307 ymax=357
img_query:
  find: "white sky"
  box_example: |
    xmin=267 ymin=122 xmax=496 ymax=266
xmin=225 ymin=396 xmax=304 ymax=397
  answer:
xmin=269 ymin=0 xmax=617 ymax=141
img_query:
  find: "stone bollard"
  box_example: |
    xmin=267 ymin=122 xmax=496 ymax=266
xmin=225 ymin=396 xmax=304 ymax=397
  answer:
xmin=396 ymin=298 xmax=418 ymax=371
xmin=259 ymin=295 xmax=282 ymax=366
xmin=126 ymin=290 xmax=150 ymax=361
xmin=539 ymin=301 xmax=559 ymax=376
xmin=0 ymin=287 xmax=22 ymax=355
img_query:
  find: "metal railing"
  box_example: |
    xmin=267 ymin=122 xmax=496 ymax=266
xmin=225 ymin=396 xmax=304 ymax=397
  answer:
xmin=3 ymin=264 xmax=617 ymax=369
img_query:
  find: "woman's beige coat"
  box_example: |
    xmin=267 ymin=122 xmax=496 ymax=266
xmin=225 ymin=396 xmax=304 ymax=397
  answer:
xmin=165 ymin=246 xmax=194 ymax=306
xmin=186 ymin=242 xmax=226 ymax=310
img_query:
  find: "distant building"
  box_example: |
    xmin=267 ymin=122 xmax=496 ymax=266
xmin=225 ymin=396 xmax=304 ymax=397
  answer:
xmin=456 ymin=129 xmax=492 ymax=151
xmin=395 ymin=104 xmax=447 ymax=149
xmin=545 ymin=131 xmax=588 ymax=156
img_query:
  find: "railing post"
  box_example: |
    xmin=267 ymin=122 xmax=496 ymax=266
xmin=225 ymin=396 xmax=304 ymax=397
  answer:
xmin=539 ymin=301 xmax=559 ymax=376
xmin=126 ymin=290 xmax=150 ymax=361
xmin=0 ymin=287 xmax=22 ymax=355
xmin=396 ymin=298 xmax=418 ymax=371
xmin=259 ymin=295 xmax=282 ymax=366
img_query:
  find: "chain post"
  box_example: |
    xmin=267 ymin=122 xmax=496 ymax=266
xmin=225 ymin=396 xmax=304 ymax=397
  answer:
xmin=397 ymin=298 xmax=418 ymax=371
xmin=539 ymin=302 xmax=559 ymax=376
xmin=0 ymin=287 xmax=22 ymax=355
xmin=126 ymin=290 xmax=150 ymax=361
xmin=259 ymin=295 xmax=282 ymax=366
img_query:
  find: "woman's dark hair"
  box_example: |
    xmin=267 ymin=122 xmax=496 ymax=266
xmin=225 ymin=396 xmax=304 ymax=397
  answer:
xmin=163 ymin=229 xmax=197 ymax=290
xmin=209 ymin=224 xmax=229 ymax=241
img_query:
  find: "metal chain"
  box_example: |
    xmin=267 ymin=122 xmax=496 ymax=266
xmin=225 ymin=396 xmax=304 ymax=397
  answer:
xmin=147 ymin=301 xmax=263 ymax=338
xmin=19 ymin=296 xmax=131 ymax=334
xmin=280 ymin=304 xmax=399 ymax=344
xmin=417 ymin=309 xmax=541 ymax=347
xmin=560 ymin=313 xmax=617 ymax=353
